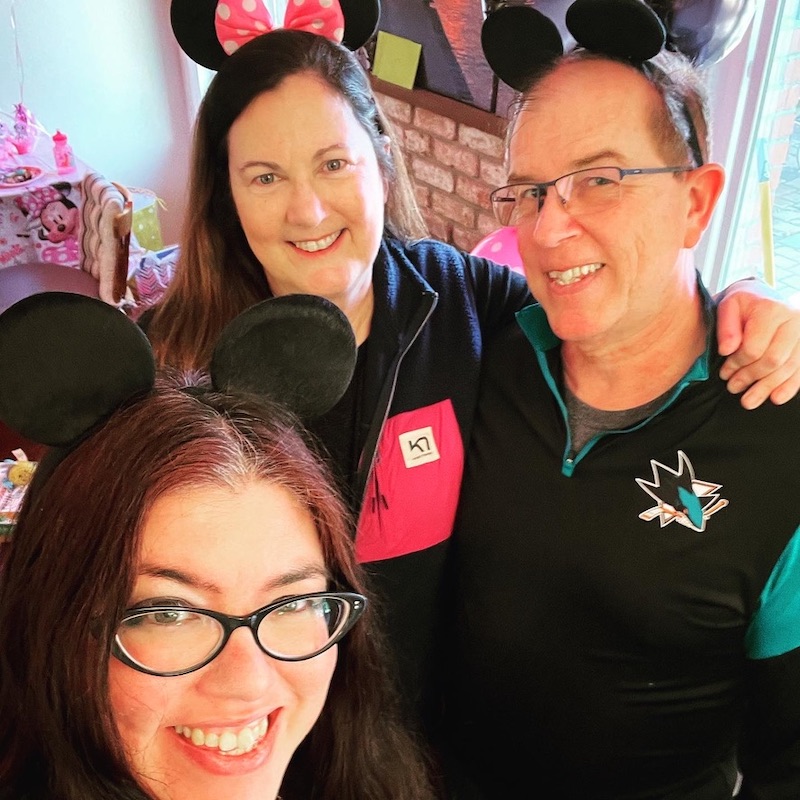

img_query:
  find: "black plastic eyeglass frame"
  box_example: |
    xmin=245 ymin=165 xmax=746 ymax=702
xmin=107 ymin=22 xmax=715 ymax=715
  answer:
xmin=112 ymin=591 xmax=367 ymax=677
xmin=490 ymin=165 xmax=693 ymax=224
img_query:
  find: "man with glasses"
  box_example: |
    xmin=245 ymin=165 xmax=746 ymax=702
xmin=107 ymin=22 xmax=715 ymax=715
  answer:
xmin=444 ymin=47 xmax=800 ymax=799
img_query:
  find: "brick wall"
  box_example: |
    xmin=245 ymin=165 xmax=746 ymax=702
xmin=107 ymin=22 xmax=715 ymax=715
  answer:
xmin=372 ymin=77 xmax=509 ymax=253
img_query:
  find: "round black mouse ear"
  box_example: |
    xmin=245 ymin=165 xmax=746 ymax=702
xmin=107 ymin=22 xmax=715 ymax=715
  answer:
xmin=566 ymin=0 xmax=666 ymax=63
xmin=339 ymin=0 xmax=381 ymax=51
xmin=482 ymin=5 xmax=564 ymax=92
xmin=170 ymin=0 xmax=227 ymax=71
xmin=0 ymin=293 xmax=156 ymax=447
xmin=211 ymin=294 xmax=357 ymax=422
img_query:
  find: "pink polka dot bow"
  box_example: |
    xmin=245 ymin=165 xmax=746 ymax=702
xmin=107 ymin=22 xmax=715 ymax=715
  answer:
xmin=15 ymin=185 xmax=65 ymax=221
xmin=215 ymin=0 xmax=345 ymax=55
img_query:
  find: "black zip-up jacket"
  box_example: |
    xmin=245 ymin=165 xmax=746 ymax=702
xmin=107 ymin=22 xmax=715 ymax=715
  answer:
xmin=333 ymin=236 xmax=530 ymax=730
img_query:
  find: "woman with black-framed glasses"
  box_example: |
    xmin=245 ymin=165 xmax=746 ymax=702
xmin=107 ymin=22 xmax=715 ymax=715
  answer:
xmin=0 ymin=377 xmax=436 ymax=800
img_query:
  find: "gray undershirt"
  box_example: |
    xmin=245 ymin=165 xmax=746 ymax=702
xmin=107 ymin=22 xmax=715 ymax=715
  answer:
xmin=565 ymin=386 xmax=671 ymax=456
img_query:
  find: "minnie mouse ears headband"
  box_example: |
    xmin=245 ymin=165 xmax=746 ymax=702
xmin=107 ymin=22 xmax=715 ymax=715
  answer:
xmin=482 ymin=0 xmax=667 ymax=93
xmin=171 ymin=0 xmax=381 ymax=70
xmin=0 ymin=292 xmax=356 ymax=447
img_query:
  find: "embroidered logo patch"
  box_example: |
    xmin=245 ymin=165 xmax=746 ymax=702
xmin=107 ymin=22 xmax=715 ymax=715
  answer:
xmin=636 ymin=450 xmax=728 ymax=532
xmin=398 ymin=426 xmax=440 ymax=468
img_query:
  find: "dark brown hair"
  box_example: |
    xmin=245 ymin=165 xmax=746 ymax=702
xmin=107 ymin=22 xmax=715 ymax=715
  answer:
xmin=0 ymin=375 xmax=435 ymax=800
xmin=148 ymin=30 xmax=427 ymax=371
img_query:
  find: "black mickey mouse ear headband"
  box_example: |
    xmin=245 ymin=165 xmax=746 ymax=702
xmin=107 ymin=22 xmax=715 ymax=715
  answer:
xmin=482 ymin=0 xmax=666 ymax=93
xmin=0 ymin=292 xmax=356 ymax=448
xmin=170 ymin=0 xmax=381 ymax=71
xmin=482 ymin=0 xmax=704 ymax=166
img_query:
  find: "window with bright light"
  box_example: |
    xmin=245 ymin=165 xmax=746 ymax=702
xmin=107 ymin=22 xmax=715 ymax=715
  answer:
xmin=703 ymin=0 xmax=800 ymax=303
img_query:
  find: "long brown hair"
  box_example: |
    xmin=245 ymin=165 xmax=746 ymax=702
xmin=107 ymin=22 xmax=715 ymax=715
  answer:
xmin=0 ymin=375 xmax=435 ymax=799
xmin=148 ymin=30 xmax=427 ymax=371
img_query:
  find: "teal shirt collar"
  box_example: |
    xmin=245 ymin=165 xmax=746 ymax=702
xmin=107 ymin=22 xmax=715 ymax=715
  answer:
xmin=514 ymin=273 xmax=717 ymax=384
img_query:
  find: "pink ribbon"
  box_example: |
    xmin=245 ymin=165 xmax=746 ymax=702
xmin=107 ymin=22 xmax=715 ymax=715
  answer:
xmin=215 ymin=0 xmax=345 ymax=56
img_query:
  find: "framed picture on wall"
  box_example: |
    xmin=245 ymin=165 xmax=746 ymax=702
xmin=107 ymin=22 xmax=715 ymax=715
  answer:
xmin=373 ymin=0 xmax=517 ymax=114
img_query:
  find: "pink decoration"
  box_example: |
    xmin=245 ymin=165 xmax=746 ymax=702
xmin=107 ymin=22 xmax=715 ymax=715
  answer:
xmin=15 ymin=185 xmax=65 ymax=220
xmin=470 ymin=226 xmax=524 ymax=273
xmin=52 ymin=130 xmax=75 ymax=174
xmin=11 ymin=103 xmax=35 ymax=155
xmin=42 ymin=238 xmax=80 ymax=265
xmin=214 ymin=0 xmax=346 ymax=56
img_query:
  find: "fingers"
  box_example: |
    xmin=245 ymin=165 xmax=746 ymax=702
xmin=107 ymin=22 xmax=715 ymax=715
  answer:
xmin=721 ymin=325 xmax=800 ymax=408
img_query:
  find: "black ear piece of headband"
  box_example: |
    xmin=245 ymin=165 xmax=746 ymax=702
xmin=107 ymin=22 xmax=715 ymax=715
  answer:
xmin=170 ymin=0 xmax=381 ymax=71
xmin=0 ymin=292 xmax=356 ymax=448
xmin=482 ymin=0 xmax=666 ymax=93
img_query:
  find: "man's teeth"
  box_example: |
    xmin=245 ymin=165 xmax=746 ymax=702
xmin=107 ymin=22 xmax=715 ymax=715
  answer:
xmin=293 ymin=231 xmax=339 ymax=252
xmin=174 ymin=717 xmax=268 ymax=756
xmin=548 ymin=263 xmax=603 ymax=286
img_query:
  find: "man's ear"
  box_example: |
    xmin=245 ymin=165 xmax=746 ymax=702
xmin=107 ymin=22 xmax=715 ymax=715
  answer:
xmin=683 ymin=162 xmax=726 ymax=249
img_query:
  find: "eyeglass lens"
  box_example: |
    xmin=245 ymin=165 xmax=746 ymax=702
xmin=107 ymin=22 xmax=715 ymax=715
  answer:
xmin=116 ymin=595 xmax=351 ymax=674
xmin=492 ymin=167 xmax=623 ymax=226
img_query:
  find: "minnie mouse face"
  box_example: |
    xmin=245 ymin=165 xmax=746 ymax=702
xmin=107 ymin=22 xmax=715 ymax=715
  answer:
xmin=39 ymin=199 xmax=79 ymax=243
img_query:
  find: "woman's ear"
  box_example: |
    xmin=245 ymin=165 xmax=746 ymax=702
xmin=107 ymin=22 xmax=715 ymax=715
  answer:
xmin=683 ymin=162 xmax=726 ymax=249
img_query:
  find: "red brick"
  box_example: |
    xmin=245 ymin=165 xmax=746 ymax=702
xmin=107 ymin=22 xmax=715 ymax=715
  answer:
xmin=458 ymin=124 xmax=506 ymax=158
xmin=376 ymin=92 xmax=412 ymax=124
xmin=479 ymin=157 xmax=507 ymax=188
xmin=477 ymin=212 xmax=501 ymax=237
xmin=411 ymin=156 xmax=455 ymax=192
xmin=455 ymin=175 xmax=492 ymax=210
xmin=430 ymin=189 xmax=477 ymax=229
xmin=414 ymin=107 xmax=457 ymax=140
xmin=423 ymin=210 xmax=453 ymax=243
xmin=432 ymin=139 xmax=479 ymax=177
xmin=414 ymin=183 xmax=431 ymax=209
xmin=452 ymin=225 xmax=481 ymax=253
xmin=404 ymin=128 xmax=431 ymax=155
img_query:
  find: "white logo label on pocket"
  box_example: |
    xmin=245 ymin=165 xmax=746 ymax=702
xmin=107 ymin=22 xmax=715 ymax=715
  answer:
xmin=399 ymin=426 xmax=440 ymax=468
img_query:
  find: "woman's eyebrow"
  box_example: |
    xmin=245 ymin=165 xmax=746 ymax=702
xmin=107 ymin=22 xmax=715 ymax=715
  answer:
xmin=136 ymin=562 xmax=331 ymax=595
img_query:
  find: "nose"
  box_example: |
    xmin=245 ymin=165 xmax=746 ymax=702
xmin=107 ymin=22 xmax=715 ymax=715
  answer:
xmin=198 ymin=627 xmax=278 ymax=700
xmin=528 ymin=186 xmax=580 ymax=248
xmin=284 ymin=178 xmax=326 ymax=228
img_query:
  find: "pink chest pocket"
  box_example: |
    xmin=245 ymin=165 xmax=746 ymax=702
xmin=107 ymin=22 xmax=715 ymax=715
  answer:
xmin=356 ymin=399 xmax=463 ymax=563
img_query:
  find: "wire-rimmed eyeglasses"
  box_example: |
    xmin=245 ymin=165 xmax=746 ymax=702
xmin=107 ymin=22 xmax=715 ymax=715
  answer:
xmin=112 ymin=591 xmax=367 ymax=677
xmin=490 ymin=165 xmax=693 ymax=227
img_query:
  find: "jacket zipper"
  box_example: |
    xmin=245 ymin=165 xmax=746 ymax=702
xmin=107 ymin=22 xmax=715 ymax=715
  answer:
xmin=355 ymin=289 xmax=439 ymax=514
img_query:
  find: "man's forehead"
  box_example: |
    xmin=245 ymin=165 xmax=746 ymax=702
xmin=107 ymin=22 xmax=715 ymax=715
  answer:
xmin=508 ymin=60 xmax=662 ymax=177
xmin=524 ymin=58 xmax=655 ymax=116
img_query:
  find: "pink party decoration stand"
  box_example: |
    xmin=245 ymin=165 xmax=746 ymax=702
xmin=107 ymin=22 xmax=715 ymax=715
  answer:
xmin=470 ymin=226 xmax=524 ymax=273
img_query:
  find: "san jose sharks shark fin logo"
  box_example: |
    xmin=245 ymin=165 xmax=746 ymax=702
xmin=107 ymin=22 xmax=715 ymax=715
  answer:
xmin=636 ymin=450 xmax=728 ymax=532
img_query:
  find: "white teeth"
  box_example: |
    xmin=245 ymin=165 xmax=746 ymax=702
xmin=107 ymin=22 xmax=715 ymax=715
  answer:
xmin=174 ymin=717 xmax=269 ymax=756
xmin=293 ymin=231 xmax=339 ymax=252
xmin=547 ymin=262 xmax=603 ymax=286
